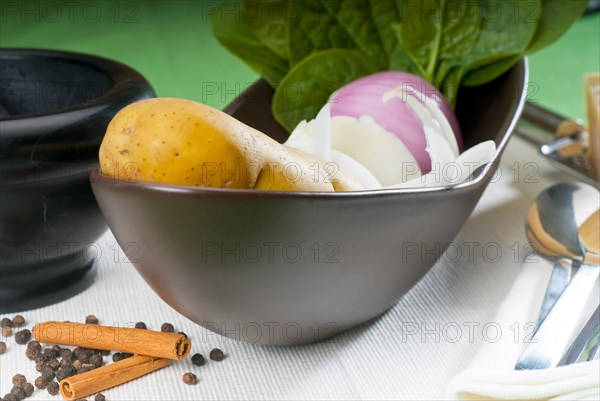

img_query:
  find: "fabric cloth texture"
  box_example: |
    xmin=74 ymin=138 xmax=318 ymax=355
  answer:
xmin=446 ymin=258 xmax=599 ymax=400
xmin=1 ymin=136 xmax=598 ymax=400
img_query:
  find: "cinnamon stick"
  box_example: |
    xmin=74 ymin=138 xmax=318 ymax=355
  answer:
xmin=59 ymin=355 xmax=170 ymax=400
xmin=33 ymin=322 xmax=191 ymax=360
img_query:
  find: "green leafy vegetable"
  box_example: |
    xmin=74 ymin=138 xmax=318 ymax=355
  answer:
xmin=211 ymin=0 xmax=586 ymax=132
xmin=526 ymin=0 xmax=589 ymax=53
xmin=462 ymin=0 xmax=588 ymax=86
xmin=209 ymin=2 xmax=289 ymax=85
xmin=397 ymin=0 xmax=481 ymax=85
xmin=272 ymin=49 xmax=374 ymax=133
xmin=242 ymin=0 xmax=291 ymax=61
xmin=440 ymin=0 xmax=541 ymax=90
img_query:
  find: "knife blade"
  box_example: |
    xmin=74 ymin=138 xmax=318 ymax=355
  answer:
xmin=558 ymin=305 xmax=600 ymax=365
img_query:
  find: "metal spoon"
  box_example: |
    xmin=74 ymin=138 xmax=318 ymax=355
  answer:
xmin=525 ymin=182 xmax=599 ymax=327
xmin=516 ymin=192 xmax=599 ymax=370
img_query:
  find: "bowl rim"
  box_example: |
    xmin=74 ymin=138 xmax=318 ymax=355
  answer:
xmin=0 ymin=48 xmax=150 ymax=122
xmin=91 ymin=59 xmax=528 ymax=199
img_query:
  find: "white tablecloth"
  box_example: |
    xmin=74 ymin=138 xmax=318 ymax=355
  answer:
xmin=0 ymin=135 xmax=589 ymax=400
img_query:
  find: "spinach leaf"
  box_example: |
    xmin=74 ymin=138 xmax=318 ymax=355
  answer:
xmin=287 ymin=0 xmax=359 ymax=65
xmin=212 ymin=0 xmax=585 ymax=133
xmin=317 ymin=0 xmax=387 ymax=69
xmin=437 ymin=0 xmax=540 ymax=93
xmin=242 ymin=0 xmax=292 ymax=62
xmin=398 ymin=0 xmax=481 ymax=85
xmin=370 ymin=0 xmax=403 ymax=56
xmin=210 ymin=3 xmax=289 ymax=85
xmin=440 ymin=66 xmax=466 ymax=107
xmin=463 ymin=0 xmax=586 ymax=87
xmin=463 ymin=0 xmax=540 ymax=70
xmin=462 ymin=55 xmax=521 ymax=87
xmin=388 ymin=36 xmax=420 ymax=73
xmin=287 ymin=0 xmax=386 ymax=69
xmin=526 ymin=0 xmax=588 ymax=53
xmin=272 ymin=49 xmax=374 ymax=132
xmin=397 ymin=1 xmax=442 ymax=80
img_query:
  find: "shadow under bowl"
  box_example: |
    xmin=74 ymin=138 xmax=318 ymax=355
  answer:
xmin=0 ymin=48 xmax=155 ymax=313
xmin=91 ymin=60 xmax=528 ymax=345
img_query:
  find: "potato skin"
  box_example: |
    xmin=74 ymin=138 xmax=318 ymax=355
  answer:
xmin=99 ymin=98 xmax=262 ymax=188
xmin=99 ymin=98 xmax=362 ymax=192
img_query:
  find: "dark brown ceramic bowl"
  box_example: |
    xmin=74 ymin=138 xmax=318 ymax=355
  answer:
xmin=91 ymin=60 xmax=528 ymax=345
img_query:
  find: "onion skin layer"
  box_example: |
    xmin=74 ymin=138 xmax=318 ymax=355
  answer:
xmin=330 ymin=71 xmax=463 ymax=173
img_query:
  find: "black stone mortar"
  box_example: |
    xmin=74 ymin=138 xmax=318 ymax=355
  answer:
xmin=0 ymin=48 xmax=155 ymax=312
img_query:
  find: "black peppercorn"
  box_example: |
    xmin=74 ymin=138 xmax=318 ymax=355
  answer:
xmin=89 ymin=353 xmax=103 ymax=368
xmin=12 ymin=374 xmax=27 ymax=386
xmin=10 ymin=386 xmax=26 ymax=401
xmin=1 ymin=318 xmax=14 ymax=327
xmin=111 ymin=352 xmax=123 ymax=362
xmin=34 ymin=376 xmax=48 ymax=389
xmin=52 ymin=344 xmax=62 ymax=352
xmin=94 ymin=393 xmax=106 ymax=401
xmin=209 ymin=348 xmax=225 ymax=361
xmin=0 ymin=341 xmax=6 ymax=354
xmin=73 ymin=347 xmax=91 ymax=359
xmin=77 ymin=364 xmax=95 ymax=374
xmin=72 ymin=360 xmax=82 ymax=370
xmin=43 ymin=347 xmax=59 ymax=359
xmin=46 ymin=381 xmax=59 ymax=396
xmin=182 ymin=372 xmax=197 ymax=385
xmin=12 ymin=315 xmax=25 ymax=326
xmin=56 ymin=365 xmax=77 ymax=382
xmin=25 ymin=347 xmax=38 ymax=360
xmin=72 ymin=347 xmax=83 ymax=358
xmin=85 ymin=315 xmax=99 ymax=325
xmin=22 ymin=383 xmax=34 ymax=397
xmin=14 ymin=329 xmax=31 ymax=345
xmin=3 ymin=393 xmax=17 ymax=401
xmin=2 ymin=326 xmax=13 ymax=337
xmin=27 ymin=340 xmax=41 ymax=350
xmin=161 ymin=322 xmax=174 ymax=333
xmin=47 ymin=358 xmax=60 ymax=371
xmin=60 ymin=348 xmax=72 ymax=360
xmin=191 ymin=353 xmax=205 ymax=366
xmin=41 ymin=366 xmax=55 ymax=381
xmin=134 ymin=322 xmax=147 ymax=329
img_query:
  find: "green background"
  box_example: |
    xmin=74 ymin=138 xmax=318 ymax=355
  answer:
xmin=1 ymin=0 xmax=598 ymax=121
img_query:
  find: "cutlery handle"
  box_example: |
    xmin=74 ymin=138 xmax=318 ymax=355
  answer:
xmin=558 ymin=306 xmax=600 ymax=365
xmin=536 ymin=258 xmax=574 ymax=329
xmin=515 ymin=263 xmax=599 ymax=370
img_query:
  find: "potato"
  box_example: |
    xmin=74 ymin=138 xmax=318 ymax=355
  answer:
xmin=255 ymin=146 xmax=362 ymax=192
xmin=99 ymin=98 xmax=262 ymax=188
xmin=99 ymin=98 xmax=362 ymax=192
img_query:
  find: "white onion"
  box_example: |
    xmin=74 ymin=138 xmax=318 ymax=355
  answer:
xmin=285 ymin=72 xmax=497 ymax=190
